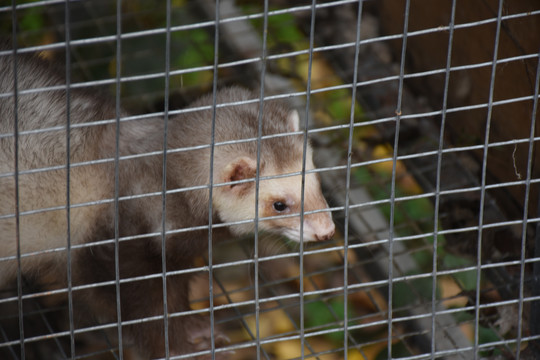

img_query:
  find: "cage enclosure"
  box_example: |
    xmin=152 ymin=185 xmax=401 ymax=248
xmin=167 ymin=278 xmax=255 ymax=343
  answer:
xmin=1 ymin=0 xmax=539 ymax=359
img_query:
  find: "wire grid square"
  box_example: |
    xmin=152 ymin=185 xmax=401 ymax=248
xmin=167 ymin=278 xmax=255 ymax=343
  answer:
xmin=1 ymin=0 xmax=539 ymax=359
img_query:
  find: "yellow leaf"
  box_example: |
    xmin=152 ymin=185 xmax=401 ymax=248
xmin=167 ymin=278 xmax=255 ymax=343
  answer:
xmin=398 ymin=173 xmax=423 ymax=195
xmin=296 ymin=56 xmax=342 ymax=88
xmin=243 ymin=314 xmax=274 ymax=339
xmin=274 ymin=339 xmax=303 ymax=359
xmin=270 ymin=309 xmax=295 ymax=334
xmin=440 ymin=276 xmax=468 ymax=308
xmin=351 ymin=341 xmax=387 ymax=360
xmin=273 ymin=338 xmax=340 ymax=360
xmin=347 ymin=348 xmax=366 ymax=360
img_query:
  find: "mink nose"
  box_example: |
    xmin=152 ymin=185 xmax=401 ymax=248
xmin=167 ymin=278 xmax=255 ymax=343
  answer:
xmin=315 ymin=222 xmax=335 ymax=241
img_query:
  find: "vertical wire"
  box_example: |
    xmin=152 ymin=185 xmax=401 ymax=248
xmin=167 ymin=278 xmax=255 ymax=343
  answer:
xmin=473 ymin=1 xmax=504 ymax=358
xmin=533 ymin=173 xmax=540 ymax=356
xmin=254 ymin=0 xmax=269 ymax=358
xmin=514 ymin=51 xmax=540 ymax=360
xmin=207 ymin=1 xmax=221 ymax=358
xmin=63 ymin=0 xmax=76 ymax=357
xmin=431 ymin=0 xmax=456 ymax=356
xmin=113 ymin=0 xmax=124 ymax=357
xmin=159 ymin=0 xmax=173 ymax=357
xmin=342 ymin=1 xmax=364 ymax=358
xmin=10 ymin=4 xmax=24 ymax=359
xmin=299 ymin=0 xmax=318 ymax=357
xmin=387 ymin=0 xmax=410 ymax=357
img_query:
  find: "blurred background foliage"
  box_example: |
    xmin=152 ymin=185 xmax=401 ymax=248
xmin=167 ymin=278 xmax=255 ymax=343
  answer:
xmin=1 ymin=0 xmax=503 ymax=358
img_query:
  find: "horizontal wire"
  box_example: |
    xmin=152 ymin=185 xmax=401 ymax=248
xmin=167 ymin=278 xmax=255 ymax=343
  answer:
xmin=3 ymin=292 xmax=540 ymax=357
xmin=1 ymin=63 xmax=538 ymax=151
xmin=2 ymin=250 xmax=539 ymax=308
xmin=2 ymin=2 xmax=538 ymax=357
xmin=2 ymin=206 xmax=539 ymax=264
xmin=1 ymin=3 xmax=537 ymax=59
xmin=1 ymin=164 xmax=538 ymax=224
xmin=1 ymin=48 xmax=536 ymax=111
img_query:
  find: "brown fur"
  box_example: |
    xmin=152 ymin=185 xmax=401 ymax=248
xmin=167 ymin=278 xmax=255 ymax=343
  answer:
xmin=0 ymin=49 xmax=334 ymax=358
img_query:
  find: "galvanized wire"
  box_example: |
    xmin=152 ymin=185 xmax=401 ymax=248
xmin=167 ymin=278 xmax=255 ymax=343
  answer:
xmin=1 ymin=1 xmax=539 ymax=359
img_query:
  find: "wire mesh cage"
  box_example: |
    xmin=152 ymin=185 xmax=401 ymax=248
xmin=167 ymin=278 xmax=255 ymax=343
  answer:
xmin=1 ymin=0 xmax=539 ymax=359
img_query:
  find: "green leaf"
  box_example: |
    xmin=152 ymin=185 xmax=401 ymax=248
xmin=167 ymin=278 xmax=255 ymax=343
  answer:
xmin=442 ymin=253 xmax=477 ymax=291
xmin=375 ymin=341 xmax=411 ymax=360
xmin=304 ymin=298 xmax=354 ymax=343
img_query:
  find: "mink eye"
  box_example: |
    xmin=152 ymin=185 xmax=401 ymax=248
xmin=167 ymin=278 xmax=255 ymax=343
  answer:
xmin=273 ymin=201 xmax=288 ymax=212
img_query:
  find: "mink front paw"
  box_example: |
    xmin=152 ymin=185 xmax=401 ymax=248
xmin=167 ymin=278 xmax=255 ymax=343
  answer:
xmin=183 ymin=315 xmax=231 ymax=360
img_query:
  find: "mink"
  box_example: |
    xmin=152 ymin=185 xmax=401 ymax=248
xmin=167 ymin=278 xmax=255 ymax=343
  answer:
xmin=0 ymin=48 xmax=334 ymax=358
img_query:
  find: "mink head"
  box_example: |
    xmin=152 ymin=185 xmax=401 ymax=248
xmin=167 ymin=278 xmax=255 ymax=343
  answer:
xmin=209 ymin=90 xmax=335 ymax=242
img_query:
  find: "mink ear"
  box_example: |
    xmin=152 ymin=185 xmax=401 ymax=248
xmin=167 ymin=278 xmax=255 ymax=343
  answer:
xmin=222 ymin=156 xmax=258 ymax=193
xmin=287 ymin=110 xmax=300 ymax=133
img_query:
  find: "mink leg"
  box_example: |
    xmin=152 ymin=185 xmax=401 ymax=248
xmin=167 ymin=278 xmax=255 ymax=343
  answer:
xmin=74 ymin=243 xmax=228 ymax=359
xmin=120 ymin=274 xmax=229 ymax=359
